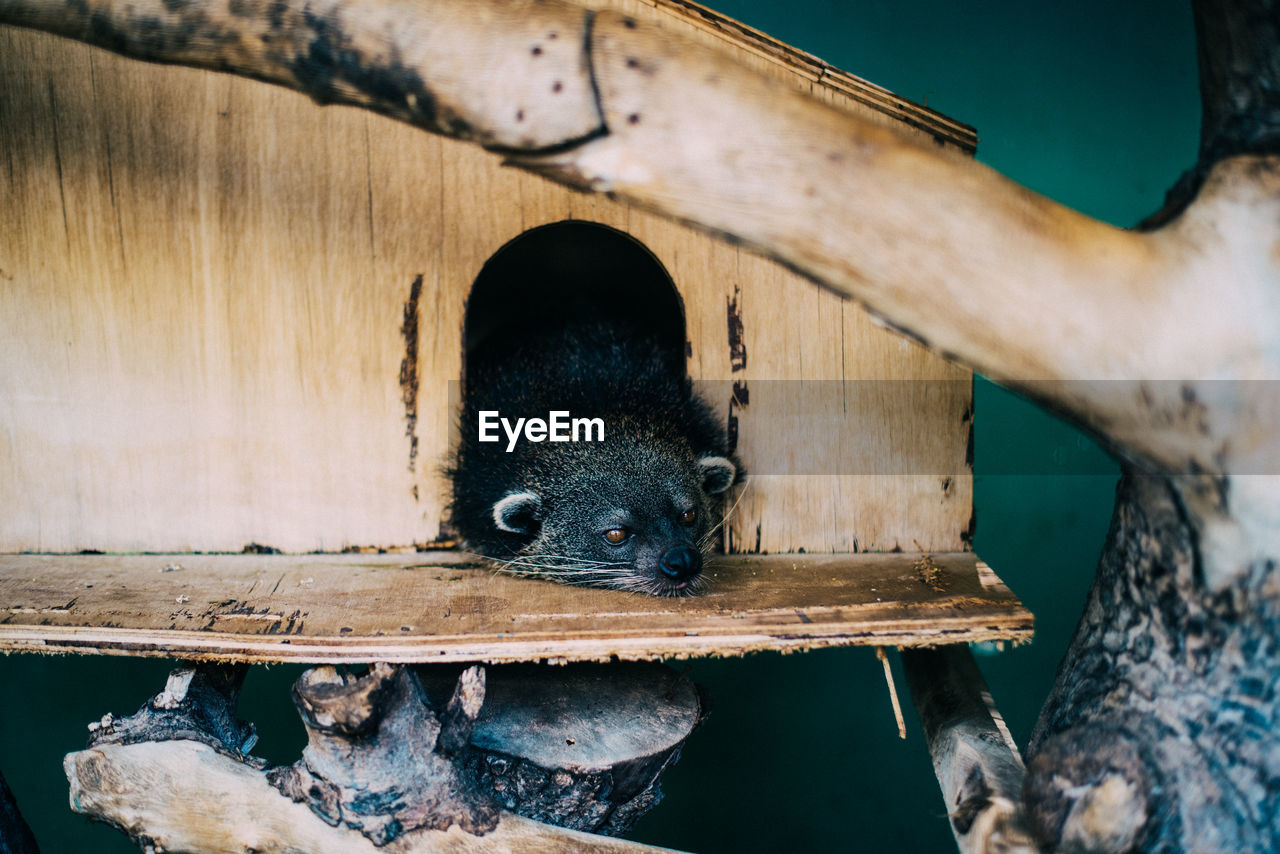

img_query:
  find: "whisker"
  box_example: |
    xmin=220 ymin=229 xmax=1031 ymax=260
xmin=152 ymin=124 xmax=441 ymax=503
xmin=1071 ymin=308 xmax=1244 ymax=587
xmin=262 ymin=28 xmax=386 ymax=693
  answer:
xmin=699 ymin=477 xmax=752 ymax=550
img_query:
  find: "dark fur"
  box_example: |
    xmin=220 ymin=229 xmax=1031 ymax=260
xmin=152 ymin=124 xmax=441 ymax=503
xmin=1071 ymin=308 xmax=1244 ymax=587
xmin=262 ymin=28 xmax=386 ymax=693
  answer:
xmin=448 ymin=322 xmax=738 ymax=596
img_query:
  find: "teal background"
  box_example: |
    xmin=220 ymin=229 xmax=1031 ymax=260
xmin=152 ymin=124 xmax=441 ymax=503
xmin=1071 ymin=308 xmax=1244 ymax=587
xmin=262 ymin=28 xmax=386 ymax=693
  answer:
xmin=0 ymin=1 xmax=1200 ymax=851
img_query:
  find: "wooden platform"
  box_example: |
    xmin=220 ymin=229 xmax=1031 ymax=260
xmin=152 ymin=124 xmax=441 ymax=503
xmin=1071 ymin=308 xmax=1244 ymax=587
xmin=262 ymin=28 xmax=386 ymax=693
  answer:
xmin=0 ymin=552 xmax=1030 ymax=663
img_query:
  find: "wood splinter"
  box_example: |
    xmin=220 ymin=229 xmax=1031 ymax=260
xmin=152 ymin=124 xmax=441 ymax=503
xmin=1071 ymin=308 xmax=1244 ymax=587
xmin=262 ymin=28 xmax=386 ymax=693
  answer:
xmin=876 ymin=647 xmax=907 ymax=740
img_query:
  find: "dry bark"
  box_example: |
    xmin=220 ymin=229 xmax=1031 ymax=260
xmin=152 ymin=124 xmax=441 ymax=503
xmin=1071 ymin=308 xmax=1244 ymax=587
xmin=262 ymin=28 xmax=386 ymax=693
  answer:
xmin=1025 ymin=472 xmax=1280 ymax=851
xmin=267 ymin=663 xmax=501 ymax=842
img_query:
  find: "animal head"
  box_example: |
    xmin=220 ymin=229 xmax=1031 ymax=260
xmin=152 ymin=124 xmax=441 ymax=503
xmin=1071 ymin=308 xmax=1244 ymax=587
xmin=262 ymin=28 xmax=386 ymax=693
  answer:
xmin=491 ymin=440 xmax=737 ymax=596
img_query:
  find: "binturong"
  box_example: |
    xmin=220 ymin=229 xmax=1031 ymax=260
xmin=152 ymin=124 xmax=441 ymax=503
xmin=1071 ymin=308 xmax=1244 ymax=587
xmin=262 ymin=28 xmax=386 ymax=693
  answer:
xmin=448 ymin=321 xmax=740 ymax=596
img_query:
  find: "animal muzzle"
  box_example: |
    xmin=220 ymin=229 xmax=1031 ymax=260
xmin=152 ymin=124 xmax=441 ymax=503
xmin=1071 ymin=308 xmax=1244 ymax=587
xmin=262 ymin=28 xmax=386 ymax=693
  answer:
xmin=658 ymin=545 xmax=702 ymax=581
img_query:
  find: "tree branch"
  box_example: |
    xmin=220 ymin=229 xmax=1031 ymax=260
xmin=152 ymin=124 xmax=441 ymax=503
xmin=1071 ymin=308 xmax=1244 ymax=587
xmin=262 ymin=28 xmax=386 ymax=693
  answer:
xmin=88 ymin=664 xmax=261 ymax=764
xmin=66 ymin=741 xmax=682 ymax=853
xmin=269 ymin=663 xmax=500 ymax=843
xmin=521 ymin=10 xmax=1280 ymax=484
xmin=67 ymin=662 xmax=697 ymax=851
xmin=2 ymin=0 xmax=1278 ymax=483
xmin=1147 ymin=0 xmax=1280 ymax=227
xmin=4 ymin=0 xmax=1276 ymax=484
xmin=902 ymin=646 xmax=1038 ymax=854
xmin=1196 ymin=0 xmax=1280 ymax=161
xmin=1026 ymin=471 xmax=1280 ymax=850
xmin=0 ymin=0 xmax=603 ymax=151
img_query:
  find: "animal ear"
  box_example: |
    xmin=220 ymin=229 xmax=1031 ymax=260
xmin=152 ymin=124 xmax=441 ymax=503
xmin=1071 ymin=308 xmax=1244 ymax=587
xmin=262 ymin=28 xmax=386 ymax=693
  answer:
xmin=493 ymin=491 xmax=542 ymax=535
xmin=698 ymin=456 xmax=737 ymax=495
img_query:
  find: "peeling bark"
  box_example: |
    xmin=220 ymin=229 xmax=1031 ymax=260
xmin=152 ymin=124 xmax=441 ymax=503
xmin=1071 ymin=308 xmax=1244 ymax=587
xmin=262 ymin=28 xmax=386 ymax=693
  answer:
xmin=268 ymin=663 xmax=500 ymax=843
xmin=1026 ymin=472 xmax=1280 ymax=852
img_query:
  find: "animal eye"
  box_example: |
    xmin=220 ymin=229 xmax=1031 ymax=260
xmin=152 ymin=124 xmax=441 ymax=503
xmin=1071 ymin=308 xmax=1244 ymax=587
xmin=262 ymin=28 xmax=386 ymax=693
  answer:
xmin=679 ymin=508 xmax=697 ymax=525
xmin=603 ymin=528 xmax=630 ymax=545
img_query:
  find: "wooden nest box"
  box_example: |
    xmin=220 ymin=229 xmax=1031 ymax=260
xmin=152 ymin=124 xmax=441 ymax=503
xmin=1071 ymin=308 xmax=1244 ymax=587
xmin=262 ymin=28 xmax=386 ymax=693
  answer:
xmin=0 ymin=0 xmax=1030 ymax=662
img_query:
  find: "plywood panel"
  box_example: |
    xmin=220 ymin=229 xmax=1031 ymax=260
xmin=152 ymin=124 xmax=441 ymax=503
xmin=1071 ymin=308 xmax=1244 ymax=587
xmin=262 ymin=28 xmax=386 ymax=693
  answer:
xmin=1 ymin=31 xmax=424 ymax=552
xmin=618 ymin=215 xmax=972 ymax=553
xmin=0 ymin=553 xmax=1030 ymax=662
xmin=1 ymin=7 xmax=975 ymax=557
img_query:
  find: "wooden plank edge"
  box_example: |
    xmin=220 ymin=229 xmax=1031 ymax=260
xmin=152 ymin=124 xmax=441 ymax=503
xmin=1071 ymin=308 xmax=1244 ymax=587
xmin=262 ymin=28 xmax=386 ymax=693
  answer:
xmin=0 ymin=618 xmax=1032 ymax=663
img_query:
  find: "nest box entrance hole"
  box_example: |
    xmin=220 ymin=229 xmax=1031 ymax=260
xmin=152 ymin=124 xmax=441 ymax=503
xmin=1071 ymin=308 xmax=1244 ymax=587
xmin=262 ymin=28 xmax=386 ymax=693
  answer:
xmin=462 ymin=221 xmax=687 ymax=392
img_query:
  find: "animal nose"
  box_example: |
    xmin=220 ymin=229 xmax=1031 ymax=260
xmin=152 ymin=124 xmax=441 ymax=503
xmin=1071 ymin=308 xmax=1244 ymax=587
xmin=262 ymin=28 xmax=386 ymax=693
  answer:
xmin=659 ymin=545 xmax=701 ymax=580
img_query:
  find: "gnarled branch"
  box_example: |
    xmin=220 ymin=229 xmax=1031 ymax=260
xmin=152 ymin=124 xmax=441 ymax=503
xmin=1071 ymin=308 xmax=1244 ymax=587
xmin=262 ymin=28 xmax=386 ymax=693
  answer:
xmin=67 ymin=662 xmax=700 ymax=851
xmin=2 ymin=0 xmax=1276 ymax=486
xmin=67 ymin=741 xmax=681 ymax=853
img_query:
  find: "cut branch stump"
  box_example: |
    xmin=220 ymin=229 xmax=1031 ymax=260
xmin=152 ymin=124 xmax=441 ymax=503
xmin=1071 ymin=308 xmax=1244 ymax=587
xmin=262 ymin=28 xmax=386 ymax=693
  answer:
xmin=419 ymin=662 xmax=705 ymax=836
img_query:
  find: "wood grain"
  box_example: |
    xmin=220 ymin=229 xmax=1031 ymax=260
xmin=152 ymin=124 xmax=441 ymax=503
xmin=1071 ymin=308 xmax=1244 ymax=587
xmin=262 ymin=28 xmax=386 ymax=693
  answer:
xmin=0 ymin=552 xmax=1030 ymax=662
xmin=0 ymin=1 xmax=973 ymax=556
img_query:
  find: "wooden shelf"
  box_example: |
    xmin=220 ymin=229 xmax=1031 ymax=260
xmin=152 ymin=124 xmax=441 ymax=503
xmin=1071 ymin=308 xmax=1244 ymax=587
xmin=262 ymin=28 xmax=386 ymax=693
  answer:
xmin=0 ymin=552 xmax=1030 ymax=663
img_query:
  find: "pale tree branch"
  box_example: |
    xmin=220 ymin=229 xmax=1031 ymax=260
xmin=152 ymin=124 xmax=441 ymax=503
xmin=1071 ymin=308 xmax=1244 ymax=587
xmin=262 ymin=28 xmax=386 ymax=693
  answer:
xmin=0 ymin=0 xmax=603 ymax=151
xmin=1 ymin=0 xmax=1278 ymax=485
xmin=65 ymin=741 xmax=682 ymax=854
